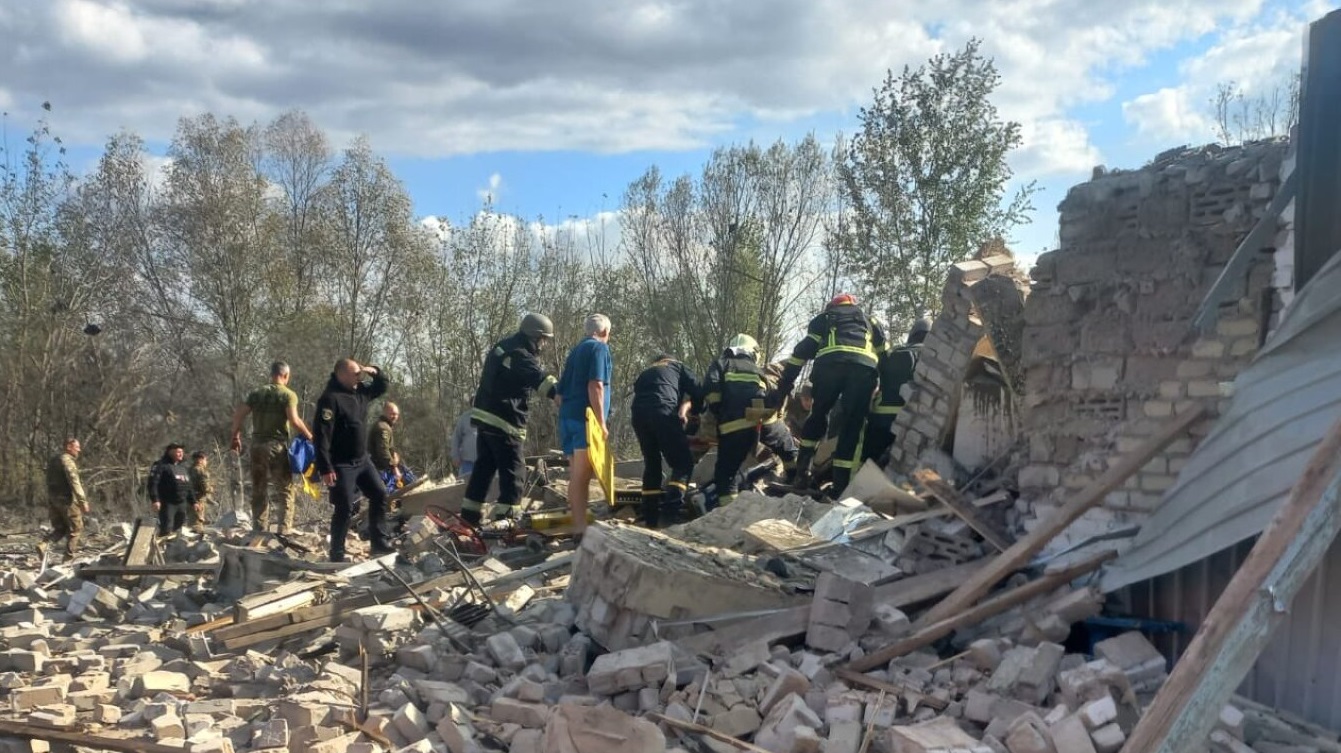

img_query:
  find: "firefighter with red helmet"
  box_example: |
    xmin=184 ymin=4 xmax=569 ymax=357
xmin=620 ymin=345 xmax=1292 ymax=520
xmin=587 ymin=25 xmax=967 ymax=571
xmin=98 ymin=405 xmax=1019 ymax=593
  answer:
xmin=776 ymin=293 xmax=889 ymax=496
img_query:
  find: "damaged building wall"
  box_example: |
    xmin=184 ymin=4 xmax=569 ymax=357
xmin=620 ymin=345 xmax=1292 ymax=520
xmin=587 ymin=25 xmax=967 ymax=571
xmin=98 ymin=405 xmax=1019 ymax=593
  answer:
xmin=887 ymin=251 xmax=1028 ymax=476
xmin=1017 ymin=141 xmax=1288 ymax=558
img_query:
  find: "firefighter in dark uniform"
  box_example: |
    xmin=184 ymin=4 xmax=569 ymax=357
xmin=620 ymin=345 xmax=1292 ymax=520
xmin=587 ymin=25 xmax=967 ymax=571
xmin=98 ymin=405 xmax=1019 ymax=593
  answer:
xmin=314 ymin=358 xmax=392 ymax=562
xmin=703 ymin=334 xmax=797 ymax=508
xmin=462 ymin=313 xmax=558 ymax=527
xmin=777 ymin=293 xmax=889 ymax=496
xmin=865 ymin=317 xmax=930 ymax=464
xmin=631 ymin=353 xmax=700 ymax=527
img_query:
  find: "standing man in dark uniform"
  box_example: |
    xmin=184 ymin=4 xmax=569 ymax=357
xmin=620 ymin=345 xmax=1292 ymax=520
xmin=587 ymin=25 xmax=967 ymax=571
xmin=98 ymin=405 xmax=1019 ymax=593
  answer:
xmin=703 ymin=334 xmax=797 ymax=508
xmin=630 ymin=353 xmax=700 ymax=527
xmin=462 ymin=313 xmax=558 ymax=527
xmin=865 ymin=318 xmax=929 ymax=464
xmin=314 ymin=358 xmax=392 ymax=562
xmin=148 ymin=444 xmax=195 ymax=536
xmin=777 ymin=293 xmax=888 ymax=497
xmin=38 ymin=437 xmax=88 ymax=558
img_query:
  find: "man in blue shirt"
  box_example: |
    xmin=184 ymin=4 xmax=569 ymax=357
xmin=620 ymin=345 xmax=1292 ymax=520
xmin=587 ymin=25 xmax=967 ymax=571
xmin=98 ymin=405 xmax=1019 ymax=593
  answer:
xmin=557 ymin=313 xmax=613 ymax=537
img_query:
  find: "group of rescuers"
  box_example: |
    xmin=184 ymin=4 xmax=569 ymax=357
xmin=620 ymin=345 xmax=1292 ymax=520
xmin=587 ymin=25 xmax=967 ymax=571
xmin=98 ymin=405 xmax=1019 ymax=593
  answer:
xmin=39 ymin=293 xmax=927 ymax=562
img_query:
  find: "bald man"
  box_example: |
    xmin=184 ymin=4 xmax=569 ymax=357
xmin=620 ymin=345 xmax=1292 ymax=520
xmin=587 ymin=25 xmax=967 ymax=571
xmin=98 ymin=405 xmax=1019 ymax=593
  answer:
xmin=314 ymin=358 xmax=392 ymax=562
xmin=369 ymin=401 xmax=402 ymax=486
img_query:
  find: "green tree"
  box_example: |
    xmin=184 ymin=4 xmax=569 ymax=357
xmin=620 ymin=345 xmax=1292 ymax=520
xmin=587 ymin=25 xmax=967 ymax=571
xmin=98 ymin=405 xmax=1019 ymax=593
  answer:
xmin=835 ymin=39 xmax=1035 ymax=331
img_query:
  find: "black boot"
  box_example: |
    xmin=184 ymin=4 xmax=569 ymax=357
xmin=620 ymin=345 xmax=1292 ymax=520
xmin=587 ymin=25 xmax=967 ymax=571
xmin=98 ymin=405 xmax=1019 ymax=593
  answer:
xmin=792 ymin=448 xmax=815 ymax=490
xmin=640 ymin=492 xmax=663 ymax=528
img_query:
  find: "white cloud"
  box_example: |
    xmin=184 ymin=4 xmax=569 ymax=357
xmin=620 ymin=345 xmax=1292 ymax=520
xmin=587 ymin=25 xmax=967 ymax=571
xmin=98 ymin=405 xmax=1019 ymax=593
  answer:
xmin=1122 ymin=5 xmax=1310 ymax=144
xmin=1013 ymin=118 xmax=1104 ymax=176
xmin=475 ymin=172 xmax=502 ymax=204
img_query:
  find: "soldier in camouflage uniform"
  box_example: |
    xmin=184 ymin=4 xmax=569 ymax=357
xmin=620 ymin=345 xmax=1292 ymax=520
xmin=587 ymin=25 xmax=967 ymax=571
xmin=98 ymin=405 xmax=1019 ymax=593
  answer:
xmin=189 ymin=451 xmax=213 ymax=533
xmin=368 ymin=402 xmax=401 ymax=487
xmin=230 ymin=361 xmax=313 ymax=534
xmin=38 ymin=437 xmax=89 ymax=557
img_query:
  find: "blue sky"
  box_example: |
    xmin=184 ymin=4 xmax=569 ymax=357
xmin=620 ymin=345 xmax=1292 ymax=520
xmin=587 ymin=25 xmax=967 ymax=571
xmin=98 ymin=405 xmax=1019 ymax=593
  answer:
xmin=3 ymin=0 xmax=1335 ymax=269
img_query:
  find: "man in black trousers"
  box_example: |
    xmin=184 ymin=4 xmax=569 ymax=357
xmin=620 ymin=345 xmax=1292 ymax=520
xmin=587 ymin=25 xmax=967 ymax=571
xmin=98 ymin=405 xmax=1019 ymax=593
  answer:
xmin=314 ymin=358 xmax=393 ymax=562
xmin=631 ymin=353 xmax=700 ymax=527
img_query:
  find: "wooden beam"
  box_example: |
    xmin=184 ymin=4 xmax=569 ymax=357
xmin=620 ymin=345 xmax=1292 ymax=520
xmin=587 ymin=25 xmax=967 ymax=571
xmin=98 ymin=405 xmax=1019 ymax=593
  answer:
xmin=676 ymin=558 xmax=988 ymax=658
xmin=917 ymin=405 xmax=1206 ymax=626
xmin=79 ymin=563 xmax=219 ymax=577
xmin=122 ymin=518 xmax=158 ymax=567
xmin=847 ymin=550 xmax=1115 ymax=673
xmin=913 ymin=469 xmax=1013 ymax=551
xmin=835 ymin=668 xmax=949 ymax=710
xmin=0 ymin=720 xmax=189 ymax=753
xmin=1121 ymin=415 xmax=1341 ymax=753
xmin=648 ymin=712 xmax=773 ymax=753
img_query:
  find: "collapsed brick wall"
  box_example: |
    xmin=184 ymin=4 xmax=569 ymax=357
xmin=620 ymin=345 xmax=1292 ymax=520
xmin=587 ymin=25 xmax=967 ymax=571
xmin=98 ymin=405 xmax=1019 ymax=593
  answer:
xmin=1018 ymin=141 xmax=1288 ymax=555
xmin=887 ymin=252 xmax=1028 ymax=474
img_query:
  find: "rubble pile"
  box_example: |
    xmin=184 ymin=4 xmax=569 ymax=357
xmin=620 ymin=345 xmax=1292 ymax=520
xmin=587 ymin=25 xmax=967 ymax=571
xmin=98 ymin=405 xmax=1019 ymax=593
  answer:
xmin=0 ymin=471 xmax=1336 ymax=753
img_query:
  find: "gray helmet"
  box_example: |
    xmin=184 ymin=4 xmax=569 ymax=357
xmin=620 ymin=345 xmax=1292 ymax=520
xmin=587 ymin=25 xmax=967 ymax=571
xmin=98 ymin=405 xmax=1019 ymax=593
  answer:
xmin=909 ymin=317 xmax=933 ymax=340
xmin=520 ymin=313 xmax=554 ymax=340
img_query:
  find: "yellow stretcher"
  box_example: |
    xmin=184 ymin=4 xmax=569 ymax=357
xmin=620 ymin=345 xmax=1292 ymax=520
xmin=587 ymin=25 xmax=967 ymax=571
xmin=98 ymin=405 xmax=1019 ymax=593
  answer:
xmin=586 ymin=407 xmax=616 ymax=506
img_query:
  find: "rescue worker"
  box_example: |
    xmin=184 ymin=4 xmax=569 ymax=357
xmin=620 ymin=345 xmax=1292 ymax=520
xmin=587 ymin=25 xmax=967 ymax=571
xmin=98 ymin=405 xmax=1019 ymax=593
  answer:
xmin=557 ymin=314 xmax=613 ymax=539
xmin=369 ymin=402 xmax=402 ymax=487
xmin=188 ymin=450 xmax=213 ymax=533
xmin=777 ymin=293 xmax=889 ymax=496
xmin=148 ymin=444 xmax=195 ymax=536
xmin=462 ymin=313 xmax=558 ymax=527
xmin=230 ymin=361 xmax=314 ymax=534
xmin=38 ymin=437 xmax=88 ymax=558
xmin=784 ymin=381 xmax=814 ymax=439
xmin=314 ymin=358 xmax=393 ymax=562
xmin=703 ymin=334 xmax=798 ymax=508
xmin=630 ymin=353 xmax=700 ymax=527
xmin=450 ymin=410 xmax=477 ymax=477
xmin=865 ymin=317 xmax=930 ymax=464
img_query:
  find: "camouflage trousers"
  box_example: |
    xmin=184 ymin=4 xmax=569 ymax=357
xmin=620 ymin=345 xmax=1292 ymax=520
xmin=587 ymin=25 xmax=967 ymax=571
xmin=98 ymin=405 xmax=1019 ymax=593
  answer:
xmin=43 ymin=498 xmax=84 ymax=555
xmin=250 ymin=441 xmax=296 ymax=533
xmin=190 ymin=495 xmax=210 ymax=532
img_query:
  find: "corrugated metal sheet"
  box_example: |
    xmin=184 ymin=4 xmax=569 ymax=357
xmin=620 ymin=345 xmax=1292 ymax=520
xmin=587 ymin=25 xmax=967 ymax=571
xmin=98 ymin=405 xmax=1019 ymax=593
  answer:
xmin=1119 ymin=536 xmax=1341 ymax=729
xmin=1101 ymin=247 xmax=1341 ymax=592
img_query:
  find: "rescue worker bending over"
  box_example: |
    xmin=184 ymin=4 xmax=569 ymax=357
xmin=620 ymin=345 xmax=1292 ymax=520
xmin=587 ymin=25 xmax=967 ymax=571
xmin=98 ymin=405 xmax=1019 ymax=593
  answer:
xmin=631 ymin=353 xmax=700 ymax=527
xmin=864 ymin=318 xmax=929 ymax=464
xmin=462 ymin=313 xmax=558 ymax=527
xmin=703 ymin=334 xmax=797 ymax=508
xmin=777 ymin=293 xmax=888 ymax=496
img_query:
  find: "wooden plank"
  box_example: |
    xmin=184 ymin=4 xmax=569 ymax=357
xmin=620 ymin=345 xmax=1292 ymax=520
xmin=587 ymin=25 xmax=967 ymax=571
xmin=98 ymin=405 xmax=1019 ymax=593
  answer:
xmin=1120 ymin=415 xmax=1341 ymax=753
xmin=918 ymin=405 xmax=1206 ymax=626
xmin=79 ymin=563 xmax=219 ymax=577
xmin=238 ymin=590 xmax=316 ymax=622
xmin=847 ymin=550 xmax=1116 ymax=673
xmin=123 ymin=518 xmax=157 ymax=567
xmin=834 ymin=668 xmax=948 ymax=711
xmin=648 ymin=712 xmax=773 ymax=753
xmin=742 ymin=519 xmax=821 ymax=552
xmin=0 ymin=720 xmax=190 ymax=753
xmin=185 ymin=614 xmax=234 ymax=634
xmin=676 ymin=559 xmax=988 ymax=658
xmin=234 ymin=579 xmax=326 ymax=620
xmin=913 ymin=469 xmax=1013 ymax=551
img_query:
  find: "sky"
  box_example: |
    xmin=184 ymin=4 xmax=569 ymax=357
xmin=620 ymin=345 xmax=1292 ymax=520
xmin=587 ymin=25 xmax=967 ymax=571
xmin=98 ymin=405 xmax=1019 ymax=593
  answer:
xmin=1 ymin=0 xmax=1335 ymax=267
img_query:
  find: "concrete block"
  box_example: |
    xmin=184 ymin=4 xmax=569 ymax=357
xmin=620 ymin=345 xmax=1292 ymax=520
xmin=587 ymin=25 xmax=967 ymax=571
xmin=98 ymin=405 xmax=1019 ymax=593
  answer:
xmin=486 ymin=632 xmax=528 ymax=672
xmin=754 ymin=693 xmax=822 ymax=753
xmin=1013 ymin=642 xmax=1065 ymax=705
xmin=1089 ymin=722 xmax=1125 ymax=753
xmin=491 ymin=698 xmax=550 ymax=729
xmin=968 ymin=639 xmax=1003 ymax=672
xmin=710 ymin=705 xmax=762 ymax=738
xmin=1079 ymin=696 xmax=1117 ymax=730
xmin=541 ymin=703 xmax=665 ymax=752
xmin=1048 ymin=715 xmax=1096 ymax=753
xmin=586 ymin=641 xmax=673 ymax=695
xmin=1093 ymin=632 xmax=1166 ymax=688
xmin=394 ymin=702 xmax=430 ymax=740
xmin=1004 ymin=712 xmax=1056 ymax=753
xmin=350 ymin=604 xmax=417 ymax=633
xmin=759 ymin=667 xmax=810 ymax=716
xmin=135 ymin=670 xmax=190 ymax=698
xmin=151 ymin=713 xmax=186 ymax=740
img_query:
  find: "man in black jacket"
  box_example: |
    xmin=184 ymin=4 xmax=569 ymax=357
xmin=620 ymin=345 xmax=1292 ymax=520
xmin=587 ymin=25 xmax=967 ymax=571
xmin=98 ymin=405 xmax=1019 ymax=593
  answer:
xmin=462 ymin=313 xmax=558 ymax=527
xmin=148 ymin=443 xmax=195 ymax=536
xmin=631 ymin=353 xmax=700 ymax=528
xmin=314 ymin=358 xmax=391 ymax=562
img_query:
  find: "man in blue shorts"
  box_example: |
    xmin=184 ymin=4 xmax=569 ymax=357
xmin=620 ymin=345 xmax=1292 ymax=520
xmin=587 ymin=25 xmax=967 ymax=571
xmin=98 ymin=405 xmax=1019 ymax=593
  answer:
xmin=557 ymin=314 xmax=612 ymax=537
